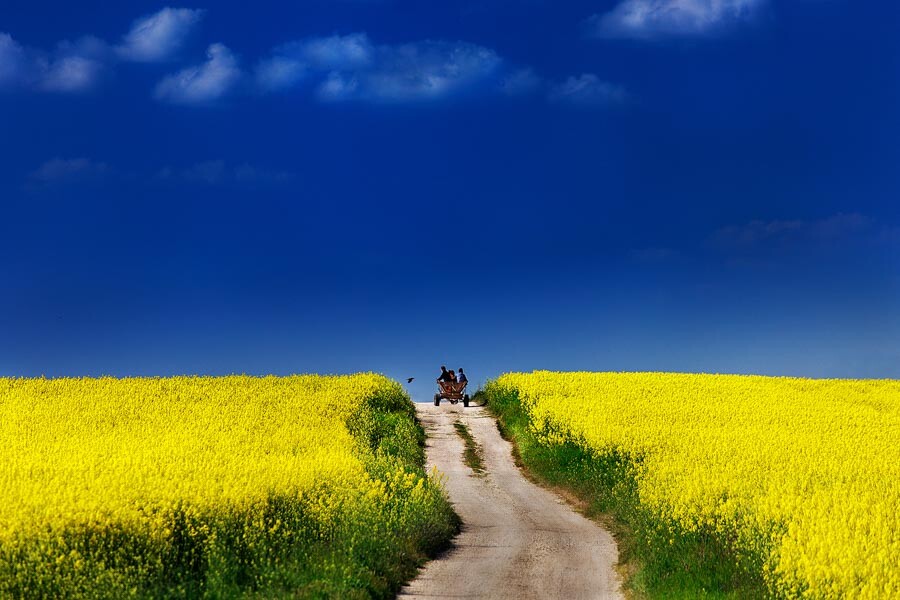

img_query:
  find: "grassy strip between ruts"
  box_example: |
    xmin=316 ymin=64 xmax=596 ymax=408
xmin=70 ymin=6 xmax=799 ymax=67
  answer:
xmin=452 ymin=421 xmax=485 ymax=476
xmin=477 ymin=387 xmax=767 ymax=600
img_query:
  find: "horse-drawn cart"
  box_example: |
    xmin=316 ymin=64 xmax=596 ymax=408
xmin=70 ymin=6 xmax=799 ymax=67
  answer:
xmin=434 ymin=381 xmax=470 ymax=407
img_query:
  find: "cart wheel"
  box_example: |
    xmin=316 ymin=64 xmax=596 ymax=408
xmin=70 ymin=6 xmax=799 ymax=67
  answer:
xmin=434 ymin=394 xmax=441 ymax=406
xmin=463 ymin=394 xmax=470 ymax=408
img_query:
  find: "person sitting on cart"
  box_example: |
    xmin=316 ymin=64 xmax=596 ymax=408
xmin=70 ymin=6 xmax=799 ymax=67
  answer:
xmin=457 ymin=368 xmax=468 ymax=386
xmin=437 ymin=366 xmax=453 ymax=384
xmin=448 ymin=370 xmax=458 ymax=383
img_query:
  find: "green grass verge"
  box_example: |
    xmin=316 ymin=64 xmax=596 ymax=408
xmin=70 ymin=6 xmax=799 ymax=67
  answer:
xmin=478 ymin=386 xmax=767 ymax=600
xmin=452 ymin=421 xmax=485 ymax=476
xmin=322 ymin=383 xmax=460 ymax=598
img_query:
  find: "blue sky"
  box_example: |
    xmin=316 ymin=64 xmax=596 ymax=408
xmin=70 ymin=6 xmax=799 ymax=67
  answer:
xmin=1 ymin=0 xmax=898 ymax=399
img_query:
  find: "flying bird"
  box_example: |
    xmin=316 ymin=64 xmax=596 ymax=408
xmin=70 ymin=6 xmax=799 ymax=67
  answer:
xmin=407 ymin=378 xmax=415 ymax=383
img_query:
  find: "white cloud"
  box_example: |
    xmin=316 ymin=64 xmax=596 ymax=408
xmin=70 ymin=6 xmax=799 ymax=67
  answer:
xmin=317 ymin=40 xmax=503 ymax=103
xmin=5 ymin=19 xmax=553 ymax=107
xmin=317 ymin=72 xmax=360 ymax=101
xmin=586 ymin=0 xmax=763 ymax=39
xmin=37 ymin=37 xmax=112 ymax=93
xmin=27 ymin=158 xmax=110 ymax=188
xmin=2 ymin=34 xmax=109 ymax=93
xmin=57 ymin=36 xmax=111 ymax=61
xmin=0 ymin=33 xmax=31 ymax=88
xmin=159 ymin=160 xmax=294 ymax=185
xmin=499 ymin=67 xmax=542 ymax=96
xmin=155 ymin=43 xmax=242 ymax=105
xmin=182 ymin=159 xmax=227 ymax=184
xmin=4 ymin=8 xmax=204 ymax=95
xmin=712 ymin=213 xmax=872 ymax=248
xmin=300 ymin=33 xmax=374 ymax=70
xmin=549 ymin=74 xmax=627 ymax=107
xmin=632 ymin=247 xmax=681 ymax=262
xmin=255 ymin=33 xmax=373 ymax=93
xmin=38 ymin=56 xmax=105 ymax=92
xmin=117 ymin=7 xmax=205 ymax=62
xmin=369 ymin=41 xmax=502 ymax=102
xmin=257 ymin=34 xmax=510 ymax=103
xmin=234 ymin=163 xmax=294 ymax=184
xmin=0 ymin=33 xmax=110 ymax=93
xmin=807 ymin=213 xmax=872 ymax=239
xmin=255 ymin=56 xmax=307 ymax=92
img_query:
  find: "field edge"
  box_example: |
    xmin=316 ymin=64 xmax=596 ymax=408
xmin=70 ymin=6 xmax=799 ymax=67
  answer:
xmin=0 ymin=375 xmax=460 ymax=600
xmin=477 ymin=384 xmax=768 ymax=600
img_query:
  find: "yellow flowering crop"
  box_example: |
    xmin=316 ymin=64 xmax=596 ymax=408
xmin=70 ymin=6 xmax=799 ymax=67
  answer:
xmin=490 ymin=372 xmax=900 ymax=599
xmin=0 ymin=374 xmax=454 ymax=597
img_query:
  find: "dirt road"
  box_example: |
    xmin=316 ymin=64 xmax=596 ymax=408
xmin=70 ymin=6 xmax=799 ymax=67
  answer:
xmin=400 ymin=403 xmax=623 ymax=600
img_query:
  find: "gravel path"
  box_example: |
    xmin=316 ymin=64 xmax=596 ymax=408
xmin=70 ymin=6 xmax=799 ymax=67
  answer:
xmin=400 ymin=403 xmax=623 ymax=600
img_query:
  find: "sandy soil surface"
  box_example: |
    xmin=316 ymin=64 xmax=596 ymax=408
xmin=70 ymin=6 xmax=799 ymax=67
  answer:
xmin=400 ymin=403 xmax=623 ymax=600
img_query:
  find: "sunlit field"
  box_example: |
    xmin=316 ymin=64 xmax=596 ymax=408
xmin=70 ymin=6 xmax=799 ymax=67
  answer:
xmin=0 ymin=374 xmax=455 ymax=598
xmin=485 ymin=372 xmax=900 ymax=599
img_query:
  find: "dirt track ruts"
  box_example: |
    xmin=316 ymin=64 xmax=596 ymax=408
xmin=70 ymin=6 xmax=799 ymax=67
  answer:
xmin=400 ymin=403 xmax=623 ymax=600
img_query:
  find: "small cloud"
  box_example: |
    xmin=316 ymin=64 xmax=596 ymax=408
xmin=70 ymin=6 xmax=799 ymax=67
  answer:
xmin=154 ymin=43 xmax=242 ymax=105
xmin=7 ymin=21 xmax=539 ymax=107
xmin=182 ymin=159 xmax=227 ymax=184
xmin=5 ymin=8 xmax=204 ymax=95
xmin=317 ymin=71 xmax=360 ymax=101
xmin=0 ymin=33 xmax=29 ymax=88
xmin=632 ymin=247 xmax=681 ymax=263
xmin=499 ymin=67 xmax=542 ymax=96
xmin=254 ymin=33 xmax=373 ymax=93
xmin=157 ymin=166 xmax=176 ymax=180
xmin=548 ymin=74 xmax=627 ymax=107
xmin=37 ymin=37 xmax=113 ymax=93
xmin=160 ymin=160 xmax=294 ymax=185
xmin=255 ymin=55 xmax=307 ymax=92
xmin=300 ymin=33 xmax=374 ymax=71
xmin=585 ymin=0 xmax=764 ymax=40
xmin=807 ymin=213 xmax=871 ymax=240
xmin=258 ymin=34 xmax=508 ymax=103
xmin=57 ymin=36 xmax=112 ymax=61
xmin=711 ymin=213 xmax=872 ymax=249
xmin=366 ymin=41 xmax=502 ymax=102
xmin=117 ymin=7 xmax=205 ymax=62
xmin=38 ymin=55 xmax=105 ymax=93
xmin=318 ymin=40 xmax=503 ymax=103
xmin=234 ymin=164 xmax=295 ymax=185
xmin=26 ymin=157 xmax=110 ymax=188
xmin=3 ymin=34 xmax=110 ymax=94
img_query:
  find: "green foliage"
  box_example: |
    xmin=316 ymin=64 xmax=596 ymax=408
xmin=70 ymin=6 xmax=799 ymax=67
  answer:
xmin=452 ymin=421 xmax=485 ymax=475
xmin=347 ymin=382 xmax=426 ymax=471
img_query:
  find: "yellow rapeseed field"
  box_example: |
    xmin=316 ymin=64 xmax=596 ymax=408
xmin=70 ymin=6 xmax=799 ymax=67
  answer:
xmin=489 ymin=372 xmax=900 ymax=599
xmin=0 ymin=374 xmax=453 ymax=597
